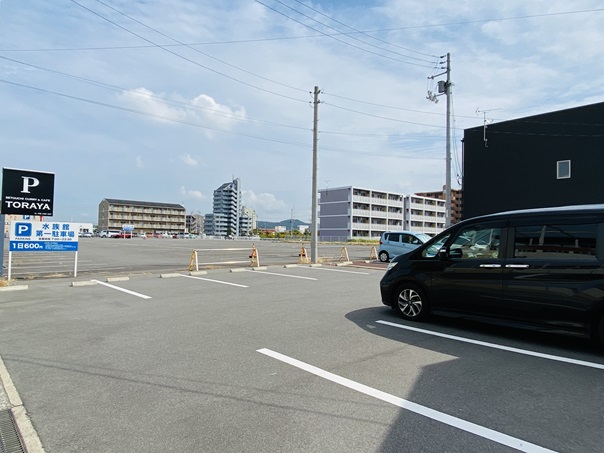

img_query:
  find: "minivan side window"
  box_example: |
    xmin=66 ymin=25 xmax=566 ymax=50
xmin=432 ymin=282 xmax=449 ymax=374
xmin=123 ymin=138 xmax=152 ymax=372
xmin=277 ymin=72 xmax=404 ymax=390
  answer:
xmin=449 ymin=225 xmax=502 ymax=259
xmin=513 ymin=223 xmax=597 ymax=261
xmin=422 ymin=234 xmax=450 ymax=258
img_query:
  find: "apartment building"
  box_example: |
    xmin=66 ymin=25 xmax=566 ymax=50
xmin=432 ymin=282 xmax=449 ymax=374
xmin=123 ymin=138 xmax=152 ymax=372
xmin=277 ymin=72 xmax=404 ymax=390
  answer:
xmin=205 ymin=178 xmax=241 ymax=237
xmin=239 ymin=206 xmax=257 ymax=236
xmin=186 ymin=213 xmax=205 ymax=235
xmin=97 ymin=198 xmax=186 ymax=234
xmin=318 ymin=186 xmax=446 ymax=241
xmin=403 ymin=195 xmax=446 ymax=234
xmin=415 ymin=188 xmax=462 ymax=224
xmin=204 ymin=179 xmax=258 ymax=237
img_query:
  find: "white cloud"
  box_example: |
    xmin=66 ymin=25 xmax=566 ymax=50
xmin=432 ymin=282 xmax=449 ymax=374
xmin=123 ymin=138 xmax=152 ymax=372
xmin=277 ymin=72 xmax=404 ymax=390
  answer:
xmin=179 ymin=153 xmax=198 ymax=166
xmin=117 ymin=88 xmax=246 ymax=139
xmin=243 ymin=190 xmax=287 ymax=213
xmin=179 ymin=186 xmax=205 ymax=200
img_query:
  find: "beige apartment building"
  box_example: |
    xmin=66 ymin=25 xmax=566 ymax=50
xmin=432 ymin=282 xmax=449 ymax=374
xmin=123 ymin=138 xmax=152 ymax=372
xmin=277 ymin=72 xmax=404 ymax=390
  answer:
xmin=415 ymin=188 xmax=462 ymax=224
xmin=97 ymin=198 xmax=186 ymax=235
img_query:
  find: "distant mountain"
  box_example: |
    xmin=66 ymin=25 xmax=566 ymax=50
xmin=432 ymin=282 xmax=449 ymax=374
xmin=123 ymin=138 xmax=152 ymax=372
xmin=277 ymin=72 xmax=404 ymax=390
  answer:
xmin=257 ymin=219 xmax=308 ymax=229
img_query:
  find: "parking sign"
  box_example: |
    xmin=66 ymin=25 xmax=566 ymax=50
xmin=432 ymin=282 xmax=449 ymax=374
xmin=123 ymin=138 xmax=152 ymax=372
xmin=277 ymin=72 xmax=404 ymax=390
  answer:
xmin=9 ymin=221 xmax=79 ymax=252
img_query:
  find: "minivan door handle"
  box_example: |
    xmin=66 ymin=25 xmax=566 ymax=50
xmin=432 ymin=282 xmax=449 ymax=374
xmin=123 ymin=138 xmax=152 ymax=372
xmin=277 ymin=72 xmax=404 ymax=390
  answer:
xmin=505 ymin=264 xmax=530 ymax=268
xmin=479 ymin=264 xmax=502 ymax=268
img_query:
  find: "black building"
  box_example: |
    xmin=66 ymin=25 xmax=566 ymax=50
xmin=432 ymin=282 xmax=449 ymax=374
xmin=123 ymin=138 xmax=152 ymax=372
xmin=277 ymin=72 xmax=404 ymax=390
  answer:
xmin=462 ymin=101 xmax=604 ymax=219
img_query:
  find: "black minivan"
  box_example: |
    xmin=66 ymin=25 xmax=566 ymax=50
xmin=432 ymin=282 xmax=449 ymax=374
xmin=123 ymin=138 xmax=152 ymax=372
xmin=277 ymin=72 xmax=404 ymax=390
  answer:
xmin=380 ymin=204 xmax=604 ymax=347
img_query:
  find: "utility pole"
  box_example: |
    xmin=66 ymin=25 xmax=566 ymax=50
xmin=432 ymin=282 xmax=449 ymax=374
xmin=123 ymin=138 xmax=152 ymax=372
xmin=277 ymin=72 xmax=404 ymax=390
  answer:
xmin=445 ymin=53 xmax=452 ymax=228
xmin=310 ymin=86 xmax=320 ymax=263
xmin=427 ymin=53 xmax=452 ymax=227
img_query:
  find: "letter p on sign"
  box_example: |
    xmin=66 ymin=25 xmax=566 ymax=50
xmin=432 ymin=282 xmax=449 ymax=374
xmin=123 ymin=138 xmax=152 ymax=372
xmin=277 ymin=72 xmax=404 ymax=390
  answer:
xmin=21 ymin=176 xmax=40 ymax=193
xmin=15 ymin=223 xmax=32 ymax=237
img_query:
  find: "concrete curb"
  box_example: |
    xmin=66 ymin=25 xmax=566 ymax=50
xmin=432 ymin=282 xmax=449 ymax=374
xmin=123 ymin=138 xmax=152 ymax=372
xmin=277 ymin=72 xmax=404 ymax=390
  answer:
xmin=0 ymin=285 xmax=28 ymax=292
xmin=230 ymin=268 xmax=246 ymax=273
xmin=159 ymin=273 xmax=181 ymax=278
xmin=189 ymin=271 xmax=208 ymax=276
xmin=336 ymin=261 xmax=353 ymax=266
xmin=284 ymin=264 xmax=298 ymax=268
xmin=107 ymin=276 xmax=130 ymax=282
xmin=70 ymin=281 xmax=97 ymax=287
xmin=0 ymin=355 xmax=44 ymax=453
xmin=251 ymin=267 xmax=268 ymax=271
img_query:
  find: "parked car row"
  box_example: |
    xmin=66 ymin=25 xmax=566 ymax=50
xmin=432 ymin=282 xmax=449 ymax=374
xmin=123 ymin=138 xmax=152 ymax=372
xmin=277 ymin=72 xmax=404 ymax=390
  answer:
xmin=94 ymin=230 xmax=201 ymax=239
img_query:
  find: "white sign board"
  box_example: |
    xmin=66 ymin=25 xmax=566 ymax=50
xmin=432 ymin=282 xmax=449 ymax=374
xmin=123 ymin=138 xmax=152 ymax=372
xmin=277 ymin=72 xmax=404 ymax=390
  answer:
xmin=9 ymin=221 xmax=79 ymax=252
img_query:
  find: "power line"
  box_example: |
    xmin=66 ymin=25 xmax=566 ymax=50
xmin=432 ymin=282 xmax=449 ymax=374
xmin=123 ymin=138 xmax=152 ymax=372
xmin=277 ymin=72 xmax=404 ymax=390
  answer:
xmin=265 ymin=0 xmax=437 ymax=64
xmin=323 ymin=91 xmax=479 ymax=119
xmin=325 ymin=102 xmax=451 ymax=129
xmin=0 ymin=56 xmax=449 ymax=141
xmin=0 ymin=79 xmax=445 ymax=160
xmin=0 ymin=56 xmax=310 ymax=132
xmin=4 ymin=7 xmax=601 ymax=53
xmin=0 ymin=79 xmax=313 ymax=146
xmin=69 ymin=0 xmax=308 ymax=103
xmin=92 ymin=0 xmax=308 ymax=94
xmin=253 ymin=0 xmax=437 ymax=68
xmin=360 ymin=7 xmax=604 ymax=33
xmin=290 ymin=0 xmax=437 ymax=58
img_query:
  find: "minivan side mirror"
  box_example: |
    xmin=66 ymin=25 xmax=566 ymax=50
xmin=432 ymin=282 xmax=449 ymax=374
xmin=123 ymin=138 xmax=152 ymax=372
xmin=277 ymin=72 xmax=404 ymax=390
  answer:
xmin=439 ymin=248 xmax=462 ymax=259
xmin=449 ymin=248 xmax=463 ymax=259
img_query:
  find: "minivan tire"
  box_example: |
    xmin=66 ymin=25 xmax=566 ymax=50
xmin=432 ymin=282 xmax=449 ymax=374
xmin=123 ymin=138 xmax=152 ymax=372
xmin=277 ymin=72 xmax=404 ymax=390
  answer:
xmin=378 ymin=251 xmax=389 ymax=262
xmin=392 ymin=283 xmax=429 ymax=321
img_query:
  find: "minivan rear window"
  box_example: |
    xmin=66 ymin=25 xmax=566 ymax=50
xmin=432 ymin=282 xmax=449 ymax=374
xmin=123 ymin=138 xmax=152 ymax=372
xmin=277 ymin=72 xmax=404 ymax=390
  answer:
xmin=513 ymin=223 xmax=597 ymax=260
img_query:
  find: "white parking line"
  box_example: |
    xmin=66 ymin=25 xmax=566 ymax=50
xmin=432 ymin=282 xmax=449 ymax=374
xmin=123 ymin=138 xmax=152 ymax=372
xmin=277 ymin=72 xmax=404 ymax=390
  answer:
xmin=298 ymin=267 xmax=370 ymax=275
xmin=91 ymin=280 xmax=152 ymax=299
xmin=243 ymin=270 xmax=317 ymax=280
xmin=179 ymin=274 xmax=249 ymax=288
xmin=257 ymin=348 xmax=556 ymax=453
xmin=377 ymin=320 xmax=604 ymax=370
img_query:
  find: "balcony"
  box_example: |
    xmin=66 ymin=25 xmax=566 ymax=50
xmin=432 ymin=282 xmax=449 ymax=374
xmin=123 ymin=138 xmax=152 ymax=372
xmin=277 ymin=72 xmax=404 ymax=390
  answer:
xmin=352 ymin=223 xmax=370 ymax=230
xmin=352 ymin=209 xmax=371 ymax=217
xmin=371 ymin=210 xmax=388 ymax=219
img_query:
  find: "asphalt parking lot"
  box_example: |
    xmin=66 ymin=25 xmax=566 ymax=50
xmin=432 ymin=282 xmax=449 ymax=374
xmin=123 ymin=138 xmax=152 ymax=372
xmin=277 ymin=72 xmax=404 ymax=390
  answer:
xmin=1 ymin=240 xmax=604 ymax=452
xmin=2 ymin=237 xmax=379 ymax=279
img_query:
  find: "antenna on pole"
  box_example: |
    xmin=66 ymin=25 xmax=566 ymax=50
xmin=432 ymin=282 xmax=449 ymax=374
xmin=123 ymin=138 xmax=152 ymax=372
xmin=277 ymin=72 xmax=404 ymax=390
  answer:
xmin=476 ymin=108 xmax=500 ymax=147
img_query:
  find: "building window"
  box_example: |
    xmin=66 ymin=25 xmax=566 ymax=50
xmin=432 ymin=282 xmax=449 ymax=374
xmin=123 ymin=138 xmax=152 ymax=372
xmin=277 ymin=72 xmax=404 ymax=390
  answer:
xmin=557 ymin=160 xmax=571 ymax=179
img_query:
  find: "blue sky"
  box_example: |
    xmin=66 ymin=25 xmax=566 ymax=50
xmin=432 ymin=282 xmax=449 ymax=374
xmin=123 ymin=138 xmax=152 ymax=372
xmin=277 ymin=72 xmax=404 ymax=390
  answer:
xmin=1 ymin=1 xmax=603 ymax=222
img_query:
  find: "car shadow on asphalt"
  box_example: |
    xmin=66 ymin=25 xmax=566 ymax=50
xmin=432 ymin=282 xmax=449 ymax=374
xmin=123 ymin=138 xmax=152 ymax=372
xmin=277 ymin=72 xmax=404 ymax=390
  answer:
xmin=345 ymin=306 xmax=602 ymax=356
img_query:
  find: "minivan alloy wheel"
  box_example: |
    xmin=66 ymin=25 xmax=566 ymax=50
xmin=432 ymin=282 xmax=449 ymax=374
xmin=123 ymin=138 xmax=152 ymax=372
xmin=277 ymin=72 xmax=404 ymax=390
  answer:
xmin=393 ymin=284 xmax=429 ymax=321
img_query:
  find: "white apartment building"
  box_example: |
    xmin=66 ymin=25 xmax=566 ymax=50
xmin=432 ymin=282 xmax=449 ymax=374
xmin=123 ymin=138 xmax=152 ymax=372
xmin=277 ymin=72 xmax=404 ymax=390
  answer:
xmin=240 ymin=206 xmax=257 ymax=236
xmin=318 ymin=186 xmax=446 ymax=241
xmin=403 ymin=194 xmax=446 ymax=234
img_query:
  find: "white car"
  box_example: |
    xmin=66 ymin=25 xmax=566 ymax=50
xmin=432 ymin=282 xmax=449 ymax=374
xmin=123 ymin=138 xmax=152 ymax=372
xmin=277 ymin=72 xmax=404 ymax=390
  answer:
xmin=98 ymin=230 xmax=120 ymax=238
